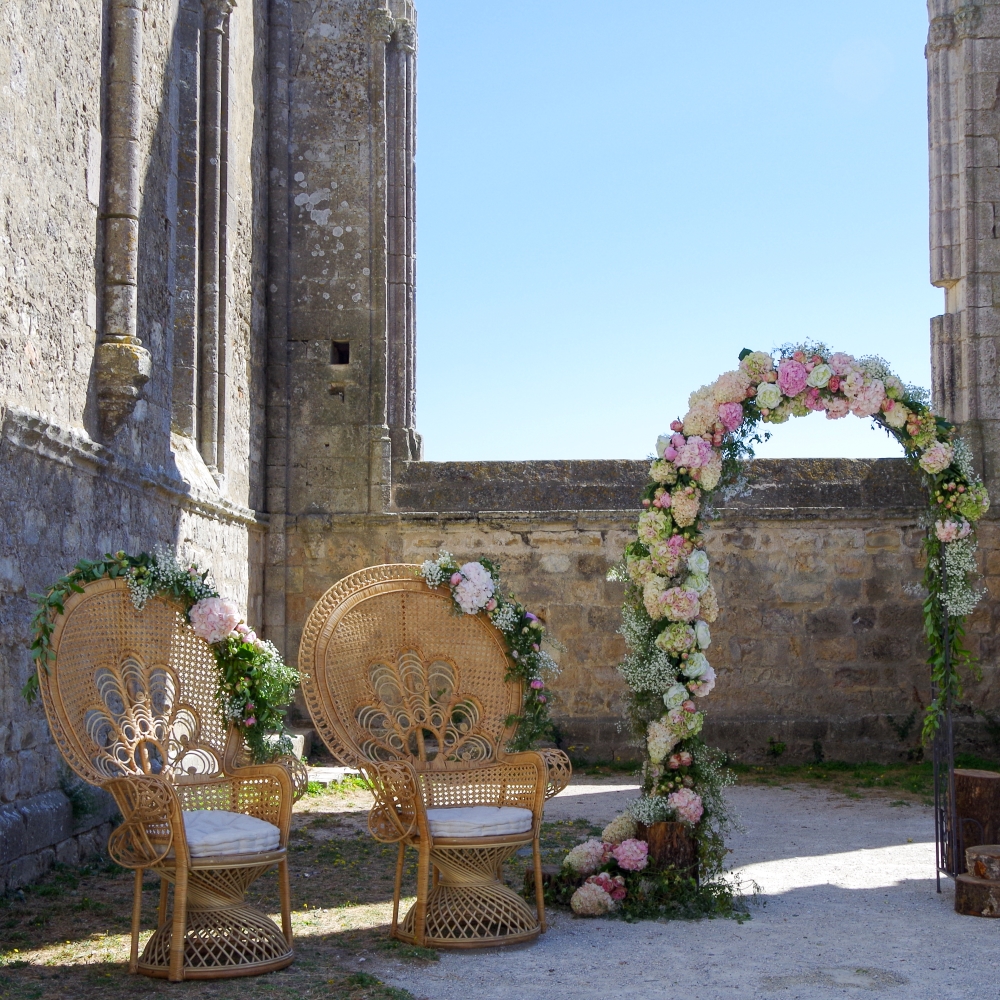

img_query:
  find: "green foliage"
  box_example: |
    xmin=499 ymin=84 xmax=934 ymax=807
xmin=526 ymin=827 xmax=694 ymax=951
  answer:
xmin=886 ymin=711 xmax=917 ymax=743
xmin=811 ymin=740 xmax=825 ymax=764
xmin=766 ymin=738 xmax=786 ymax=758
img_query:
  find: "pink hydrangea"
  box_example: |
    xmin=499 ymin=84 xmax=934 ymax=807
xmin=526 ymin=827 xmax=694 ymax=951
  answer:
xmin=848 ymin=379 xmax=885 ymax=417
xmin=611 ymin=838 xmax=649 ymax=871
xmin=824 ymin=396 xmax=850 ymax=420
xmin=660 ymin=587 xmax=701 ymax=622
xmin=804 ymin=388 xmax=825 ymax=412
xmin=935 ymin=519 xmax=972 ymax=543
xmin=711 ymin=369 xmax=752 ymax=405
xmin=670 ymin=487 xmax=701 ymax=527
xmin=828 ymin=352 xmax=857 ymax=376
xmin=588 ymin=872 xmax=627 ymax=901
xmin=777 ymin=359 xmax=808 ymax=397
xmin=189 ymin=597 xmax=241 ymax=645
xmin=648 ymin=539 xmax=683 ymax=577
xmin=919 ymin=441 xmax=954 ymax=475
xmin=675 ymin=436 xmax=714 ymax=469
xmin=668 ymin=787 xmax=704 ymax=825
xmin=717 ymin=402 xmax=744 ymax=432
xmin=452 ymin=561 xmax=496 ymax=614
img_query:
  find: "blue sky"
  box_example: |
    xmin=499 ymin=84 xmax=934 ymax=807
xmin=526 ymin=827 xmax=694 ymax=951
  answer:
xmin=414 ymin=0 xmax=937 ymax=461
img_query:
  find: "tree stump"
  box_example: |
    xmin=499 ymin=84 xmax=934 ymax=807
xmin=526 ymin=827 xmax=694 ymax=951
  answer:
xmin=636 ymin=821 xmax=698 ymax=879
xmin=948 ymin=769 xmax=1000 ymax=872
xmin=955 ymin=845 xmax=1000 ymax=917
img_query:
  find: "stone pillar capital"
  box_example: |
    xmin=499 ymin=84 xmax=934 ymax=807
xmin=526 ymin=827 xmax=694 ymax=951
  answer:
xmin=203 ymin=0 xmax=235 ymax=31
xmin=369 ymin=7 xmax=395 ymax=44
xmin=393 ymin=17 xmax=416 ymax=53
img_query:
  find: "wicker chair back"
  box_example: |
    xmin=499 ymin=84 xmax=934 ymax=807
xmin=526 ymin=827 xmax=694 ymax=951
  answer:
xmin=299 ymin=565 xmax=521 ymax=769
xmin=39 ymin=577 xmax=228 ymax=787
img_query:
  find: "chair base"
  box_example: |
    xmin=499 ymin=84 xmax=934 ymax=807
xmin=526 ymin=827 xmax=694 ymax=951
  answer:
xmin=395 ymin=841 xmax=541 ymax=949
xmin=137 ymin=904 xmax=293 ymax=979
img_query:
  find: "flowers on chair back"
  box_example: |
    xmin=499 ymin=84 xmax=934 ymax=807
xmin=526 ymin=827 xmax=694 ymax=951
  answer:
xmin=418 ymin=550 xmax=561 ymax=750
xmin=24 ymin=546 xmax=299 ymax=764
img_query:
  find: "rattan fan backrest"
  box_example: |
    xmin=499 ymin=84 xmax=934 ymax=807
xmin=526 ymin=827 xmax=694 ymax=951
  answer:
xmin=39 ymin=577 xmax=227 ymax=787
xmin=299 ymin=565 xmax=522 ymax=768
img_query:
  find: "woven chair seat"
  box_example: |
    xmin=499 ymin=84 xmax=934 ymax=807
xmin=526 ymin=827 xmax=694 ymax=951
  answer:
xmin=425 ymin=806 xmax=533 ymax=839
xmin=182 ymin=810 xmax=281 ymax=857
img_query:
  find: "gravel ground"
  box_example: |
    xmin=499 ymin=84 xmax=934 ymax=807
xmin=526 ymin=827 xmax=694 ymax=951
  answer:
xmin=376 ymin=778 xmax=1000 ymax=1000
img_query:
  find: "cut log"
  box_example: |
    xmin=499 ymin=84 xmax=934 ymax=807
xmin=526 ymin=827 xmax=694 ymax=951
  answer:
xmin=966 ymin=844 xmax=1000 ymax=882
xmin=948 ymin=769 xmax=1000 ymax=872
xmin=636 ymin=821 xmax=698 ymax=878
xmin=954 ymin=873 xmax=1000 ymax=917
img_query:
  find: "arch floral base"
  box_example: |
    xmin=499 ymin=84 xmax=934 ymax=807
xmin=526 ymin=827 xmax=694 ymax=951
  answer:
xmin=23 ymin=547 xmax=300 ymax=764
xmin=560 ymin=344 xmax=989 ymax=918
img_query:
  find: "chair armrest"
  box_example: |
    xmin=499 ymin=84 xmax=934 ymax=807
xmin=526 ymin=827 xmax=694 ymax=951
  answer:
xmin=103 ymin=774 xmax=185 ymax=869
xmin=271 ymin=754 xmax=310 ymax=803
xmin=226 ymin=764 xmax=294 ymax=843
xmin=496 ymin=751 xmax=548 ymax=817
xmin=363 ymin=760 xmax=421 ymax=843
xmin=538 ymin=748 xmax=573 ymax=801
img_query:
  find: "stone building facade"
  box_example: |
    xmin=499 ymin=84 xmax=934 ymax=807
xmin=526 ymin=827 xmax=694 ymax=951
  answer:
xmin=1 ymin=0 xmax=999 ymax=890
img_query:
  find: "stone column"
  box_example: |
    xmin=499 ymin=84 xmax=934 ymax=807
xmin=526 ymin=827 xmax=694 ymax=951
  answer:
xmin=96 ymin=0 xmax=151 ymax=436
xmin=198 ymin=0 xmax=235 ymax=474
xmin=927 ymin=0 xmax=1000 ymax=492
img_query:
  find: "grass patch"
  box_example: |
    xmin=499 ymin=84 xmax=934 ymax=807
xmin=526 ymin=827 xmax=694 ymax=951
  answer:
xmin=732 ymin=752 xmax=1000 ymax=803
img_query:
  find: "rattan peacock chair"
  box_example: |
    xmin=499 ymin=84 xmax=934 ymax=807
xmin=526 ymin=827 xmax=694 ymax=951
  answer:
xmin=299 ymin=564 xmax=573 ymax=949
xmin=36 ymin=577 xmax=302 ymax=981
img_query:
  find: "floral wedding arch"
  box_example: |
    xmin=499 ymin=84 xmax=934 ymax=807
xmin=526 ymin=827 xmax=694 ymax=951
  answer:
xmin=560 ymin=344 xmax=991 ymax=918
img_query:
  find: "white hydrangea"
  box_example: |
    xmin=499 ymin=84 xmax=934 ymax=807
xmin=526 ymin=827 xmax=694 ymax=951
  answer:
xmin=683 ymin=573 xmax=711 ymax=596
xmin=453 ymin=561 xmax=495 ymax=614
xmin=601 ymin=812 xmax=637 ymax=845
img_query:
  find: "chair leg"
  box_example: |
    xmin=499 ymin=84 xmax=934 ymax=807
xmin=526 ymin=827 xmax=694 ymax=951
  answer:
xmin=414 ymin=842 xmax=431 ymax=947
xmin=157 ymin=877 xmax=169 ymax=929
xmin=128 ymin=868 xmax=143 ymax=973
xmin=533 ymin=837 xmax=546 ymax=932
xmin=167 ymin=865 xmax=188 ymax=982
xmin=278 ymin=857 xmax=294 ymax=948
xmin=391 ymin=843 xmax=405 ymax=937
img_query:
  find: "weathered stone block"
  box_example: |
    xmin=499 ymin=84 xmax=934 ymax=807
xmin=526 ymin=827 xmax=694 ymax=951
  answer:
xmin=0 ymin=805 xmax=26 ymax=864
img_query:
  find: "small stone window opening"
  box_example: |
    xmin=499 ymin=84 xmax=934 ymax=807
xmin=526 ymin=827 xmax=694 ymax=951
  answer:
xmin=331 ymin=341 xmax=350 ymax=365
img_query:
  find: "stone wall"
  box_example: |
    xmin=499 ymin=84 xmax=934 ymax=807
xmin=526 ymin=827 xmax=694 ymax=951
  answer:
xmin=0 ymin=0 xmax=269 ymax=889
xmin=286 ymin=457 xmax=1000 ymax=764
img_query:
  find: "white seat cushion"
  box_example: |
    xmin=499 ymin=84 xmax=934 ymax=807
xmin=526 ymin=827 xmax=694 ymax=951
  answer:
xmin=425 ymin=805 xmax=533 ymax=838
xmin=182 ymin=810 xmax=281 ymax=857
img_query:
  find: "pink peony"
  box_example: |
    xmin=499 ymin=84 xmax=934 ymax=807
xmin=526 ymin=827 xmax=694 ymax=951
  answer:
xmin=668 ymin=787 xmax=704 ymax=825
xmin=824 ymin=396 xmax=850 ymax=420
xmin=935 ymin=519 xmax=971 ymax=543
xmin=530 ymin=678 xmax=545 ymax=689
xmin=189 ymin=597 xmax=241 ymax=645
xmin=777 ymin=359 xmax=808 ymax=397
xmin=660 ymin=587 xmax=701 ymax=622
xmin=919 ymin=441 xmax=954 ymax=475
xmin=828 ymin=352 xmax=857 ymax=376
xmin=717 ymin=402 xmax=744 ymax=432
xmin=611 ymin=838 xmax=649 ymax=871
xmin=688 ymin=665 xmax=717 ymax=698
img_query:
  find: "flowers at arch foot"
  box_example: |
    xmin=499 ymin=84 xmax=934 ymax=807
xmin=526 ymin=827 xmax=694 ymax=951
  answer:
xmin=23 ymin=546 xmax=300 ymax=764
xmin=418 ymin=550 xmax=562 ymax=750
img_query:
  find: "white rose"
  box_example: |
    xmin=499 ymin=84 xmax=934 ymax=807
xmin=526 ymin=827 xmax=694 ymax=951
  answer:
xmin=655 ymin=434 xmax=672 ymax=459
xmin=694 ymin=619 xmax=711 ymax=649
xmin=663 ymin=683 xmax=688 ymax=709
xmin=755 ymin=382 xmax=782 ymax=409
xmin=687 ymin=550 xmax=710 ymax=576
xmin=806 ymin=364 xmax=832 ymax=388
xmin=682 ymin=651 xmax=709 ymax=679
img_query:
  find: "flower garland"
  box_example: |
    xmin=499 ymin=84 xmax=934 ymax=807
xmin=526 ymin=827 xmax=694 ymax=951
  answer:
xmin=418 ymin=551 xmax=561 ymax=750
xmin=22 ymin=547 xmax=300 ymax=764
xmin=598 ymin=344 xmax=989 ymax=878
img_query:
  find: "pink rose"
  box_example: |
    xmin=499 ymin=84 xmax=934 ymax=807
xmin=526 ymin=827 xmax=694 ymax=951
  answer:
xmin=450 ymin=572 xmax=463 ymax=586
xmin=189 ymin=597 xmax=241 ymax=645
xmin=670 ymin=420 xmax=684 ymax=432
xmin=661 ymin=446 xmax=678 ymax=461
xmin=611 ymin=838 xmax=649 ymax=872
xmin=667 ymin=787 xmax=704 ymax=825
xmin=530 ymin=678 xmax=545 ymax=689
xmin=777 ymin=359 xmax=808 ymax=397
xmin=717 ymin=402 xmax=744 ymax=432
xmin=242 ymin=630 xmax=257 ymax=644
xmin=588 ymin=872 xmax=627 ymax=902
xmin=485 ymin=598 xmax=497 ymax=612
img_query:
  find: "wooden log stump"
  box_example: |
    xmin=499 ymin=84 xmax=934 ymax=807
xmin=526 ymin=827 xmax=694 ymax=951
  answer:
xmin=954 ymin=873 xmax=1000 ymax=917
xmin=948 ymin=770 xmax=1000 ymax=872
xmin=966 ymin=844 xmax=1000 ymax=882
xmin=636 ymin=821 xmax=698 ymax=879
